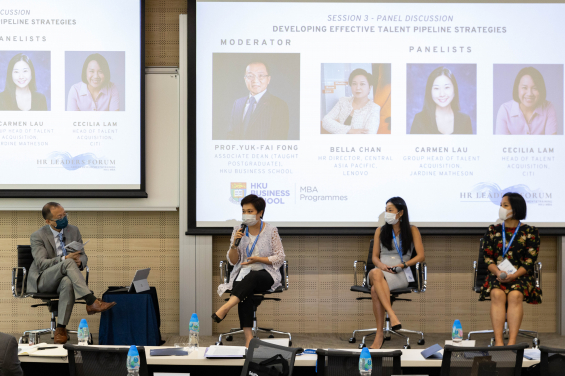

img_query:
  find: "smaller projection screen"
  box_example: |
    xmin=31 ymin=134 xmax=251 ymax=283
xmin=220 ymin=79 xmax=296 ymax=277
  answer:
xmin=0 ymin=0 xmax=145 ymax=197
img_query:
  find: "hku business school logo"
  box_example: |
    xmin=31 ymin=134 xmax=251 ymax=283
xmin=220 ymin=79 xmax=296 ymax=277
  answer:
xmin=230 ymin=182 xmax=247 ymax=204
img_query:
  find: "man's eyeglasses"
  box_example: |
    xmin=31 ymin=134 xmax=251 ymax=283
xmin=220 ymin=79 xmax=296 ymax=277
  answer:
xmin=244 ymin=74 xmax=270 ymax=82
xmin=52 ymin=213 xmax=68 ymax=221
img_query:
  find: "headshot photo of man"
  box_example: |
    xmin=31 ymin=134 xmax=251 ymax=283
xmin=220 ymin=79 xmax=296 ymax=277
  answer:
xmin=212 ymin=53 xmax=300 ymax=140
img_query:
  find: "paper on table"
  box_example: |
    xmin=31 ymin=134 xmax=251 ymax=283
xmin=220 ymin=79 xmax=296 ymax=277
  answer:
xmin=523 ymin=349 xmax=541 ymax=360
xmin=18 ymin=343 xmax=48 ymax=355
xmin=29 ymin=346 xmax=67 ymax=357
xmin=65 ymin=240 xmax=90 ymax=252
xmin=204 ymin=346 xmax=246 ymax=358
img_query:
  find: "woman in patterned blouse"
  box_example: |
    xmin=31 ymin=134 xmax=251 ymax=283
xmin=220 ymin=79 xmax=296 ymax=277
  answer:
xmin=213 ymin=195 xmax=286 ymax=347
xmin=322 ymin=68 xmax=381 ymax=134
xmin=479 ymin=192 xmax=542 ymax=346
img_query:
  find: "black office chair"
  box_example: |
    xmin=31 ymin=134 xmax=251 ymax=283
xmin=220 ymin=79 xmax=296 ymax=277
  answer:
xmin=240 ymin=338 xmax=302 ymax=376
xmin=349 ymin=240 xmax=427 ymax=349
xmin=467 ymin=238 xmax=541 ymax=348
xmin=64 ymin=344 xmax=149 ymax=376
xmin=440 ymin=342 xmax=527 ymax=376
xmin=12 ymin=245 xmax=92 ymax=344
xmin=316 ymin=349 xmax=402 ymax=376
xmin=539 ymin=345 xmax=565 ymax=375
xmin=216 ymin=261 xmax=291 ymax=345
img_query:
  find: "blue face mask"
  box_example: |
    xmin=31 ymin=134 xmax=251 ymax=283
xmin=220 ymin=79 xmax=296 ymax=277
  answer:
xmin=54 ymin=216 xmax=68 ymax=230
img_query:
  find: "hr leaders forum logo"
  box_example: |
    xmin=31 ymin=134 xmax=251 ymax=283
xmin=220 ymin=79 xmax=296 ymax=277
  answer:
xmin=460 ymin=182 xmax=552 ymax=206
xmin=229 ymin=182 xmax=290 ymax=204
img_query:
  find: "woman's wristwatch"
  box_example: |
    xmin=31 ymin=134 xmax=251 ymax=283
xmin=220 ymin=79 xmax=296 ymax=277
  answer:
xmin=402 ymin=261 xmax=408 ymax=269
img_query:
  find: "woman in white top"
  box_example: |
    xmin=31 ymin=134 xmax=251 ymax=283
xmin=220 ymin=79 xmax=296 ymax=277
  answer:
xmin=322 ymin=68 xmax=381 ymax=134
xmin=367 ymin=197 xmax=425 ymax=349
xmin=213 ymin=195 xmax=286 ymax=347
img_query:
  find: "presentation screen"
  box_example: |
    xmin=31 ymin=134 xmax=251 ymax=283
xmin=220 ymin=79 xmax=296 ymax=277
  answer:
xmin=194 ymin=1 xmax=563 ymax=229
xmin=0 ymin=0 xmax=145 ymax=197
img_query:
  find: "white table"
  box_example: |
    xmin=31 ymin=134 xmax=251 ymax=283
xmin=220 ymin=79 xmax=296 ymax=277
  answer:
xmin=19 ymin=345 xmax=540 ymax=368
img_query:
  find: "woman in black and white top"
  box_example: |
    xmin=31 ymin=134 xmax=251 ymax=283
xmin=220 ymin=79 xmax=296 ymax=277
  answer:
xmin=213 ymin=195 xmax=286 ymax=347
xmin=367 ymin=197 xmax=425 ymax=349
xmin=322 ymin=68 xmax=381 ymax=134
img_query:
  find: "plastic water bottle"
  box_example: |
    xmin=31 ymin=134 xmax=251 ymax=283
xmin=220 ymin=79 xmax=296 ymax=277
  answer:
xmin=358 ymin=347 xmax=372 ymax=376
xmin=126 ymin=345 xmax=140 ymax=375
xmin=452 ymin=319 xmax=463 ymax=343
xmin=188 ymin=313 xmax=200 ymax=352
xmin=77 ymin=319 xmax=89 ymax=345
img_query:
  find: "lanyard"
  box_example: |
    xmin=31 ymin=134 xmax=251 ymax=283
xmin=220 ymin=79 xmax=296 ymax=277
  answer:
xmin=245 ymin=220 xmax=263 ymax=258
xmin=502 ymin=221 xmax=521 ymax=257
xmin=391 ymin=230 xmax=404 ymax=259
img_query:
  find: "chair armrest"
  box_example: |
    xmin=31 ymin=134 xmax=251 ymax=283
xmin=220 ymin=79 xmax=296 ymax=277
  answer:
xmin=535 ymin=262 xmax=542 ymax=289
xmin=412 ymin=262 xmax=427 ymax=293
xmin=353 ymin=260 xmax=367 ymax=287
xmin=283 ymin=261 xmax=289 ymax=290
xmin=219 ymin=261 xmax=229 ymax=284
xmin=11 ymin=267 xmax=27 ymax=298
xmin=472 ymin=260 xmax=478 ymax=291
xmin=85 ymin=266 xmax=89 ymax=285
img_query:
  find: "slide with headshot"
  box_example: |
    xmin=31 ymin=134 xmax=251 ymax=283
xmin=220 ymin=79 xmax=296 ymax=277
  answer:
xmin=0 ymin=0 xmax=142 ymax=191
xmin=196 ymin=1 xmax=564 ymax=228
xmin=321 ymin=63 xmax=391 ymax=135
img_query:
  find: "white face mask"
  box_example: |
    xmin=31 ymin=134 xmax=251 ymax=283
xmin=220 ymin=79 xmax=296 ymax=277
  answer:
xmin=499 ymin=207 xmax=512 ymax=221
xmin=384 ymin=212 xmax=399 ymax=225
xmin=242 ymin=214 xmax=259 ymax=226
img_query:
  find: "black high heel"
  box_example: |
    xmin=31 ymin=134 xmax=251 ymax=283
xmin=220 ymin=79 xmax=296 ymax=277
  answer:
xmin=211 ymin=313 xmax=224 ymax=323
xmin=391 ymin=324 xmax=402 ymax=331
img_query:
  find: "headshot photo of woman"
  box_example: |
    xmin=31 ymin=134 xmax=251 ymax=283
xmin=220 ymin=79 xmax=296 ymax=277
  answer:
xmin=495 ymin=66 xmax=560 ymax=135
xmin=409 ymin=66 xmax=473 ymax=135
xmin=367 ymin=197 xmax=425 ymax=349
xmin=479 ymin=192 xmax=542 ymax=346
xmin=0 ymin=53 xmax=48 ymax=111
xmin=321 ymin=66 xmax=382 ymax=134
xmin=66 ymin=52 xmax=122 ymax=111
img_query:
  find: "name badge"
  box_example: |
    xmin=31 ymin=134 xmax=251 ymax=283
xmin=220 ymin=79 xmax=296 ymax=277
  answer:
xmin=497 ymin=258 xmax=517 ymax=275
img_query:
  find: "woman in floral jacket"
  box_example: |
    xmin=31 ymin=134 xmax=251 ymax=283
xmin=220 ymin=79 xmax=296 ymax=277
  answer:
xmin=479 ymin=192 xmax=542 ymax=346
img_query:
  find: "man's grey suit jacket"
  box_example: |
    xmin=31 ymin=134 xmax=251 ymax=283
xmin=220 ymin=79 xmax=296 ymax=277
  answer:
xmin=27 ymin=224 xmax=88 ymax=293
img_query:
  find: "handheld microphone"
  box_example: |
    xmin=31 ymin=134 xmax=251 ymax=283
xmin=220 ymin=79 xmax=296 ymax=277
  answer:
xmin=499 ymin=272 xmax=507 ymax=280
xmin=234 ymin=224 xmax=247 ymax=246
xmin=393 ymin=266 xmax=403 ymax=273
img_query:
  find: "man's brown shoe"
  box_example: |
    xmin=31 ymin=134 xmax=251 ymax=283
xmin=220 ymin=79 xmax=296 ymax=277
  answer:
xmin=86 ymin=298 xmax=117 ymax=315
xmin=54 ymin=327 xmax=69 ymax=344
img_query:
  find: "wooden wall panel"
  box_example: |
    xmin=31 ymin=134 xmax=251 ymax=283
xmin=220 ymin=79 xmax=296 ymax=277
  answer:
xmin=0 ymin=211 xmax=179 ymax=336
xmin=213 ymin=234 xmax=557 ymax=334
xmin=145 ymin=0 xmax=187 ymax=66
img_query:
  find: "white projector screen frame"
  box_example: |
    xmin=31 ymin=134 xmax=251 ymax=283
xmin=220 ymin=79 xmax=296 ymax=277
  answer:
xmin=188 ymin=0 xmax=565 ymax=235
xmin=0 ymin=0 xmax=146 ymax=198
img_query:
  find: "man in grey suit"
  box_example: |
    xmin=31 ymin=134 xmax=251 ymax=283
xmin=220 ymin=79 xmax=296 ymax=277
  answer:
xmin=0 ymin=333 xmax=23 ymax=376
xmin=27 ymin=202 xmax=116 ymax=344
xmin=226 ymin=61 xmax=290 ymax=140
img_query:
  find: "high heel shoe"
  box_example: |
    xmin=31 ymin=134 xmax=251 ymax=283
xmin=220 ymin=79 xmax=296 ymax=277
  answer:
xmin=391 ymin=323 xmax=402 ymax=331
xmin=211 ymin=312 xmax=224 ymax=323
xmin=369 ymin=337 xmax=385 ymax=350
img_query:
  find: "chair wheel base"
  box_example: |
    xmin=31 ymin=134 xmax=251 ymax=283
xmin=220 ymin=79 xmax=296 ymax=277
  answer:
xmin=418 ymin=339 xmax=425 ymax=345
xmin=384 ymin=337 xmax=391 ymax=341
xmin=533 ymin=338 xmax=540 ymax=348
xmin=226 ymin=336 xmax=233 ymax=341
xmin=88 ymin=333 xmax=93 ymax=345
xmin=403 ymin=345 xmax=411 ymax=349
xmin=268 ymin=335 xmax=274 ymax=338
xmin=215 ymin=341 xmax=222 ymax=346
xmin=288 ymin=341 xmax=292 ymax=346
xmin=349 ymin=337 xmax=356 ymax=344
xmin=19 ymin=336 xmax=28 ymax=344
xmin=359 ymin=344 xmax=366 ymax=349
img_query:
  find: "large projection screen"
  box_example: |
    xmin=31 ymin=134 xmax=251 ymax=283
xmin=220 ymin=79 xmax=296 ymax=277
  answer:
xmin=190 ymin=0 xmax=565 ymax=234
xmin=0 ymin=0 xmax=146 ymax=198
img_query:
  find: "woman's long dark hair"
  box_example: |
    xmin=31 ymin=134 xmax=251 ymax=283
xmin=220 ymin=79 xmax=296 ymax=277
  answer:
xmin=421 ymin=66 xmax=460 ymax=124
xmin=379 ymin=197 xmax=413 ymax=255
xmin=2 ymin=53 xmax=37 ymax=107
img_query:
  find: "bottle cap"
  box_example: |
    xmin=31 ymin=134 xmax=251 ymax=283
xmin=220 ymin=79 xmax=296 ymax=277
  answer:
xmin=128 ymin=345 xmax=139 ymax=357
xmin=190 ymin=313 xmax=199 ymax=321
xmin=453 ymin=319 xmax=461 ymax=326
xmin=79 ymin=319 xmax=88 ymax=328
xmin=360 ymin=347 xmax=371 ymax=358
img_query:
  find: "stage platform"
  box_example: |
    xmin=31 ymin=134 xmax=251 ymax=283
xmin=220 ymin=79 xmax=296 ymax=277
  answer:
xmin=17 ymin=332 xmax=565 ymax=376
